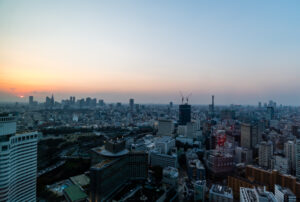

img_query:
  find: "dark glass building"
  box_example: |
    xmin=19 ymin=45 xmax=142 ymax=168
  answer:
xmin=179 ymin=104 xmax=191 ymax=125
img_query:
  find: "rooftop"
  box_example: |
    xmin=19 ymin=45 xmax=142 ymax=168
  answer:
xmin=63 ymin=184 xmax=87 ymax=202
xmin=210 ymin=184 xmax=233 ymax=197
xmin=70 ymin=174 xmax=90 ymax=187
xmin=92 ymin=146 xmax=129 ymax=157
xmin=92 ymin=159 xmax=113 ymax=169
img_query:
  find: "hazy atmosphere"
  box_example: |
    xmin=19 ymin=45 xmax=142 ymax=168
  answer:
xmin=1 ymin=0 xmax=300 ymax=105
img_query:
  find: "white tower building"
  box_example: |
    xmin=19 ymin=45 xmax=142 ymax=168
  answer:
xmin=0 ymin=114 xmax=38 ymax=202
xmin=296 ymin=139 xmax=300 ymax=180
xmin=284 ymin=140 xmax=295 ymax=172
xmin=258 ymin=141 xmax=273 ymax=168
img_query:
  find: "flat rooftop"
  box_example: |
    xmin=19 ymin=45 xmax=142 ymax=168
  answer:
xmin=93 ymin=159 xmax=113 ymax=169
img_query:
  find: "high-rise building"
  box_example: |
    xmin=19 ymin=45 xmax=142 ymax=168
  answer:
xmin=90 ymin=152 xmax=147 ymax=202
xmin=129 ymin=98 xmax=134 ymax=111
xmin=0 ymin=113 xmax=38 ymax=202
xmin=284 ymin=141 xmax=296 ymax=173
xmin=157 ymin=119 xmax=174 ymax=136
xmin=179 ymin=104 xmax=191 ymax=125
xmin=29 ymin=95 xmax=34 ymax=105
xmin=267 ymin=106 xmax=275 ymax=120
xmin=169 ymin=101 xmax=173 ymax=108
xmin=258 ymin=141 xmax=273 ymax=168
xmin=208 ymin=95 xmax=215 ymax=117
xmin=241 ymin=123 xmax=260 ymax=149
xmin=291 ymin=125 xmax=298 ymax=137
xmin=241 ymin=123 xmax=251 ymax=149
xmin=296 ymin=139 xmax=300 ymax=180
xmin=271 ymin=155 xmax=289 ymax=174
xmin=235 ymin=147 xmax=253 ymax=165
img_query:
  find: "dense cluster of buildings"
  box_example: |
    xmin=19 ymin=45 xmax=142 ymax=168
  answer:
xmin=2 ymin=95 xmax=300 ymax=201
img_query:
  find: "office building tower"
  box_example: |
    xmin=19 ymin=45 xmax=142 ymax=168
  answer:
xmin=258 ymin=141 xmax=273 ymax=168
xmin=209 ymin=184 xmax=233 ymax=202
xmin=212 ymin=95 xmax=214 ymax=110
xmin=179 ymin=104 xmax=191 ymax=125
xmin=194 ymin=180 xmax=206 ymax=202
xmin=51 ymin=94 xmax=54 ymax=105
xmin=0 ymin=113 xmax=38 ymax=202
xmin=271 ymin=155 xmax=289 ymax=174
xmin=129 ymin=98 xmax=134 ymax=111
xmin=90 ymin=151 xmax=148 ymax=202
xmin=29 ymin=95 xmax=34 ymax=105
xmin=274 ymin=184 xmax=296 ymax=202
xmin=291 ymin=125 xmax=298 ymax=137
xmin=284 ymin=141 xmax=296 ymax=173
xmin=187 ymin=159 xmax=206 ymax=181
xmin=241 ymin=123 xmax=259 ymax=149
xmin=296 ymin=139 xmax=300 ymax=180
xmin=235 ymin=147 xmax=253 ymax=165
xmin=169 ymin=101 xmax=173 ymax=108
xmin=267 ymin=106 xmax=275 ymax=120
xmin=98 ymin=99 xmax=104 ymax=106
xmin=157 ymin=119 xmax=174 ymax=136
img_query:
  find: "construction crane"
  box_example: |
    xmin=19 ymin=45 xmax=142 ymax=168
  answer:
xmin=179 ymin=91 xmax=192 ymax=104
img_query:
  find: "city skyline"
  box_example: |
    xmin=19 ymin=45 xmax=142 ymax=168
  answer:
xmin=1 ymin=1 xmax=300 ymax=105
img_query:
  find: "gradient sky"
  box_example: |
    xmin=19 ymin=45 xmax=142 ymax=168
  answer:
xmin=1 ymin=0 xmax=300 ymax=105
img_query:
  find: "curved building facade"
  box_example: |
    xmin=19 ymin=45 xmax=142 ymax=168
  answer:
xmin=0 ymin=114 xmax=38 ymax=202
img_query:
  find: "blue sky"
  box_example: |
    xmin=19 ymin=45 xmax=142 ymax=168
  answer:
xmin=0 ymin=0 xmax=300 ymax=105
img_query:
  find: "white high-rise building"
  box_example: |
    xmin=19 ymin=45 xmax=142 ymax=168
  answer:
xmin=271 ymin=155 xmax=289 ymax=174
xmin=284 ymin=141 xmax=295 ymax=173
xmin=258 ymin=141 xmax=273 ymax=168
xmin=296 ymin=139 xmax=300 ymax=180
xmin=0 ymin=114 xmax=38 ymax=202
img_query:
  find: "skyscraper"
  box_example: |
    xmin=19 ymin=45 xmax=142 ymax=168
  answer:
xmin=267 ymin=106 xmax=275 ymax=120
xmin=179 ymin=104 xmax=191 ymax=125
xmin=209 ymin=95 xmax=215 ymax=117
xmin=296 ymin=139 xmax=300 ymax=180
xmin=240 ymin=123 xmax=259 ymax=149
xmin=284 ymin=141 xmax=295 ymax=173
xmin=258 ymin=141 xmax=273 ymax=168
xmin=0 ymin=113 xmax=38 ymax=202
xmin=129 ymin=98 xmax=134 ymax=111
xmin=29 ymin=96 xmax=34 ymax=105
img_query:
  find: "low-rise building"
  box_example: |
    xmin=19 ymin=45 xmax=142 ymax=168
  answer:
xmin=209 ymin=184 xmax=233 ymax=202
xmin=274 ymin=184 xmax=296 ymax=202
